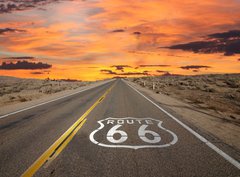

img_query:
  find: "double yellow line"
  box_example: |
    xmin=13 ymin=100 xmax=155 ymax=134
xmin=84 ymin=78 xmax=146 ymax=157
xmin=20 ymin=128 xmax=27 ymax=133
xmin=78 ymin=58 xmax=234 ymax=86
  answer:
xmin=21 ymin=84 xmax=115 ymax=177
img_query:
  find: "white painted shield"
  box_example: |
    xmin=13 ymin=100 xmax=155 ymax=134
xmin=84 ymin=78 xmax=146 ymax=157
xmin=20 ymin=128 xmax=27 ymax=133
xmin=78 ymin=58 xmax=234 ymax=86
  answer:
xmin=89 ymin=117 xmax=178 ymax=149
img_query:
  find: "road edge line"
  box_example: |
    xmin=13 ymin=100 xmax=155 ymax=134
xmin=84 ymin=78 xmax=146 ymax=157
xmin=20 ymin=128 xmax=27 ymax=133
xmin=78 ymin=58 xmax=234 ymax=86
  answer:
xmin=126 ymin=81 xmax=240 ymax=170
xmin=0 ymin=79 xmax=114 ymax=119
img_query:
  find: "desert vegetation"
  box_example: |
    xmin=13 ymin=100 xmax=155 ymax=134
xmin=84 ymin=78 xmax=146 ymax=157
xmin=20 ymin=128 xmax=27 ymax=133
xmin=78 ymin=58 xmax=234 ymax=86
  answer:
xmin=129 ymin=74 xmax=240 ymax=125
xmin=0 ymin=76 xmax=89 ymax=107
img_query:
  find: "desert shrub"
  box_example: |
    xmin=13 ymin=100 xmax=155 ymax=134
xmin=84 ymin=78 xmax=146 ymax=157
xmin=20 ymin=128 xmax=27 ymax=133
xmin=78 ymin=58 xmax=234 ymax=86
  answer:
xmin=133 ymin=78 xmax=140 ymax=82
xmin=12 ymin=86 xmax=22 ymax=93
xmin=18 ymin=96 xmax=28 ymax=102
xmin=205 ymin=88 xmax=216 ymax=92
xmin=9 ymin=96 xmax=16 ymax=100
xmin=225 ymin=79 xmax=239 ymax=88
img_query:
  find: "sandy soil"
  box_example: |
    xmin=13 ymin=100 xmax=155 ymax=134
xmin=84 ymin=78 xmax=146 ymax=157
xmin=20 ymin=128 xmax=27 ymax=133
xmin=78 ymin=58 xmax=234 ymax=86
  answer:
xmin=127 ymin=74 xmax=240 ymax=150
xmin=0 ymin=76 xmax=111 ymax=115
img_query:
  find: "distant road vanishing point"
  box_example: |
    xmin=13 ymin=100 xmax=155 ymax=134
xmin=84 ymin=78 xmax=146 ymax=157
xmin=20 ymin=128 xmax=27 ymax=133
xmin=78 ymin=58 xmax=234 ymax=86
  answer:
xmin=0 ymin=79 xmax=239 ymax=177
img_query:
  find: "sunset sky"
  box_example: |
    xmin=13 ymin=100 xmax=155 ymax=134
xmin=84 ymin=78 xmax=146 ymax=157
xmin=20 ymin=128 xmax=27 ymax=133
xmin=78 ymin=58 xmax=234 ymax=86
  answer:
xmin=0 ymin=0 xmax=240 ymax=81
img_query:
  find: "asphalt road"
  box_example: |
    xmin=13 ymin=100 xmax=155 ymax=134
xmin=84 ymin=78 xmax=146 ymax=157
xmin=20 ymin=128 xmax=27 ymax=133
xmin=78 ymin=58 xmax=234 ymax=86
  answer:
xmin=0 ymin=79 xmax=239 ymax=177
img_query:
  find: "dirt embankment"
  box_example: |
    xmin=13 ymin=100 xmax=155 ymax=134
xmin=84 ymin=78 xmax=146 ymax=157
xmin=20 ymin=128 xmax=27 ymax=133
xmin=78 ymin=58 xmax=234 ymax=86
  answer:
xmin=129 ymin=74 xmax=240 ymax=126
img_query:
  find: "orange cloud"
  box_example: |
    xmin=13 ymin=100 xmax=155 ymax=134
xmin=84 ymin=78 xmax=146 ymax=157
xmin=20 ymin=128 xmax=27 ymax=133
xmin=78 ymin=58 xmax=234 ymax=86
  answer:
xmin=0 ymin=0 xmax=240 ymax=80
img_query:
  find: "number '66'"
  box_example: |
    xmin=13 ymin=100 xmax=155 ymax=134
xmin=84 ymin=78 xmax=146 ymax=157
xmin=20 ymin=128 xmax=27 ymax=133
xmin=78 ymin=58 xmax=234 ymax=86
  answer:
xmin=107 ymin=125 xmax=161 ymax=144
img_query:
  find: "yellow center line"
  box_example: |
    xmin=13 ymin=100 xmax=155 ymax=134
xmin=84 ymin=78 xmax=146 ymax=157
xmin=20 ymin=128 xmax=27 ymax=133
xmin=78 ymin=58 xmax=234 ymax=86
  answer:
xmin=21 ymin=84 xmax=115 ymax=177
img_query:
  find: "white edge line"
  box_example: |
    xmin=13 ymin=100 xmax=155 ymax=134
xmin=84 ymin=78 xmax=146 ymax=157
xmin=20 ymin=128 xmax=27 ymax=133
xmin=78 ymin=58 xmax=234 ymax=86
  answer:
xmin=126 ymin=81 xmax=240 ymax=170
xmin=0 ymin=80 xmax=114 ymax=119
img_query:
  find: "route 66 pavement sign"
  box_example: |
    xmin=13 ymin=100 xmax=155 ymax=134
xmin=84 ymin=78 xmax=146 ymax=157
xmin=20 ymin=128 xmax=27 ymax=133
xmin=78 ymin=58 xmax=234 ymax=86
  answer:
xmin=89 ymin=117 xmax=178 ymax=149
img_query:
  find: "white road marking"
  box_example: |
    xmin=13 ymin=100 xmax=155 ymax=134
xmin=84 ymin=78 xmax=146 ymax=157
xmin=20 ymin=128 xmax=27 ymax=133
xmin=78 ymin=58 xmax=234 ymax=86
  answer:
xmin=126 ymin=81 xmax=240 ymax=169
xmin=89 ymin=117 xmax=178 ymax=149
xmin=0 ymin=80 xmax=114 ymax=119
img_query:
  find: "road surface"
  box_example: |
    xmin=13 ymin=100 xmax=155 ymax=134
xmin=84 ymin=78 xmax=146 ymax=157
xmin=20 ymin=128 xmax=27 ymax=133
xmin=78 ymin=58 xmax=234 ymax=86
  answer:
xmin=0 ymin=79 xmax=239 ymax=177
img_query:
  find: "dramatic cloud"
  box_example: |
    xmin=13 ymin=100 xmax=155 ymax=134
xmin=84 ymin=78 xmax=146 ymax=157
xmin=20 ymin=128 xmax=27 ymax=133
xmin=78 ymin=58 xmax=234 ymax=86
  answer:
xmin=100 ymin=69 xmax=149 ymax=76
xmin=1 ymin=0 xmax=240 ymax=80
xmin=111 ymin=29 xmax=125 ymax=33
xmin=139 ymin=64 xmax=170 ymax=68
xmin=208 ymin=30 xmax=240 ymax=39
xmin=180 ymin=65 xmax=211 ymax=70
xmin=111 ymin=65 xmax=131 ymax=71
xmin=167 ymin=30 xmax=240 ymax=56
xmin=87 ymin=66 xmax=100 ymax=69
xmin=0 ymin=28 xmax=26 ymax=35
xmin=2 ymin=56 xmax=35 ymax=60
xmin=100 ymin=69 xmax=117 ymax=75
xmin=0 ymin=61 xmax=52 ymax=70
xmin=30 ymin=70 xmax=50 ymax=75
xmin=0 ymin=0 xmax=72 ymax=14
xmin=156 ymin=70 xmax=169 ymax=73
xmin=118 ymin=71 xmax=149 ymax=76
xmin=132 ymin=32 xmax=141 ymax=35
xmin=30 ymin=71 xmax=44 ymax=75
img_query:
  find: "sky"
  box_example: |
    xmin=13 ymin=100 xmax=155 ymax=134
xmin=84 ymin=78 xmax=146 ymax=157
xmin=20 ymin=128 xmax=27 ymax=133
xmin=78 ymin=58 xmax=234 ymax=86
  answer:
xmin=0 ymin=0 xmax=240 ymax=81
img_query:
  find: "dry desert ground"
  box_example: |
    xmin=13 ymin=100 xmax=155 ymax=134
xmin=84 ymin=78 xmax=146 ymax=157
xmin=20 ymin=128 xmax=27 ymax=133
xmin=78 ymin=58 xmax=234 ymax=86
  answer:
xmin=0 ymin=76 xmax=90 ymax=108
xmin=127 ymin=74 xmax=240 ymax=150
